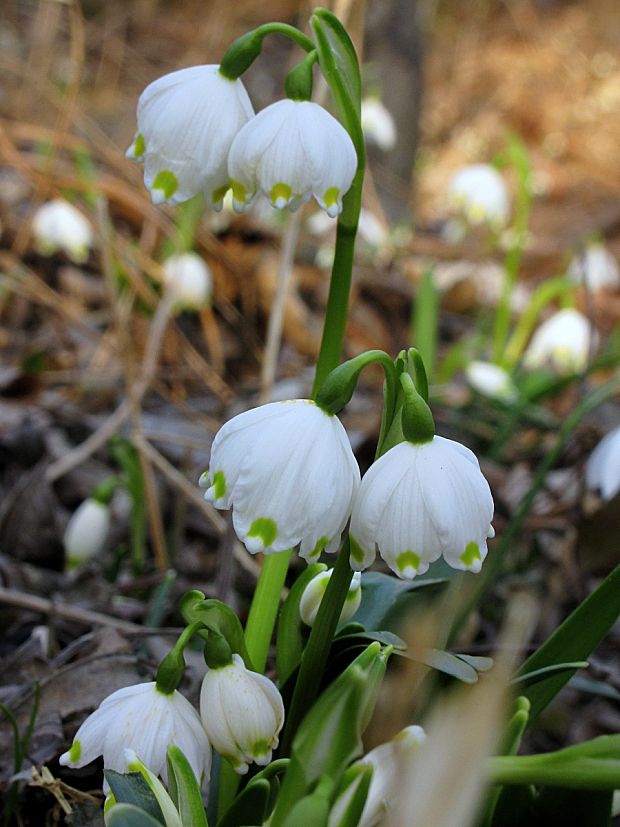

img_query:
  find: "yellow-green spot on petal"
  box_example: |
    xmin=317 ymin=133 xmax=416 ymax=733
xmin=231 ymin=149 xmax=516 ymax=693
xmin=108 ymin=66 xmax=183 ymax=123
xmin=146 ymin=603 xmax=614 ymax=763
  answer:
xmin=212 ymin=470 xmax=226 ymax=500
xmin=345 ymin=588 xmax=359 ymax=603
xmin=270 ymin=182 xmax=292 ymax=207
xmin=152 ymin=170 xmax=178 ymax=200
xmin=309 ymin=535 xmax=329 ymax=559
xmin=323 ymin=186 xmax=340 ymax=208
xmin=396 ymin=551 xmax=421 ymax=573
xmin=68 ymin=740 xmax=81 ymax=762
xmin=251 ymin=739 xmax=270 ymax=758
xmin=211 ymin=184 xmax=229 ymax=205
xmin=231 ymin=179 xmax=247 ymax=204
xmin=248 ymin=518 xmax=278 ymax=547
xmin=134 ymin=132 xmax=146 ymax=158
xmin=104 ymin=793 xmax=116 ymax=814
xmin=349 ymin=536 xmax=366 ymax=564
xmin=460 ymin=542 xmax=482 ymax=567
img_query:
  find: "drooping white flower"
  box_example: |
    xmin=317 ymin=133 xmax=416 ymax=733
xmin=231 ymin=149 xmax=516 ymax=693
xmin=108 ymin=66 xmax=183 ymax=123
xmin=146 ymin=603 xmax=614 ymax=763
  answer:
xmin=349 ymin=437 xmax=494 ymax=579
xmin=63 ymin=498 xmax=110 ymax=569
xmin=465 ymin=361 xmax=517 ymax=402
xmin=447 ymin=164 xmax=510 ymax=227
xmin=586 ymin=425 xmax=620 ymax=501
xmin=228 ymin=99 xmax=357 ymax=217
xmin=199 ymin=654 xmax=284 ymax=775
xmin=523 ymin=308 xmax=596 ymax=374
xmin=201 ymin=399 xmax=360 ymax=561
xmin=328 ymin=726 xmax=426 ymax=827
xmin=59 ymin=682 xmax=211 ymax=791
xmin=162 ymin=253 xmax=212 ymax=310
xmin=127 ymin=65 xmax=254 ymax=208
xmin=567 ymin=243 xmax=620 ymax=291
xmin=361 ymin=96 xmax=397 ymax=151
xmin=32 ymin=199 xmax=93 ymax=263
xmin=299 ymin=569 xmax=362 ymax=628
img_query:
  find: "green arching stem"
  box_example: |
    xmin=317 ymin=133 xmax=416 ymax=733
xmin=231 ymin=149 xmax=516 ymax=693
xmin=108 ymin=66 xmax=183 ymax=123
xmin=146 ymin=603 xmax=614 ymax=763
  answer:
xmin=219 ymin=23 xmax=315 ymax=80
xmin=279 ymin=539 xmax=354 ymax=755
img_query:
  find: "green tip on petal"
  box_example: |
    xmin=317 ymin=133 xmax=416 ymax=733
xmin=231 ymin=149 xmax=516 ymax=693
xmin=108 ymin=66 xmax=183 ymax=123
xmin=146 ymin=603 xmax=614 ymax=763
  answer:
xmin=248 ymin=517 xmax=278 ymax=547
xmin=396 ymin=550 xmax=421 ymax=575
xmin=134 ymin=132 xmax=146 ymax=158
xmin=460 ymin=541 xmax=482 ymax=567
xmin=212 ymin=470 xmax=226 ymax=500
xmin=211 ymin=183 xmax=230 ymax=206
xmin=152 ymin=170 xmax=179 ymax=200
xmin=231 ymin=179 xmax=248 ymax=206
xmin=349 ymin=535 xmax=366 ymax=564
xmin=308 ymin=535 xmax=330 ymax=560
xmin=68 ymin=740 xmax=81 ymax=763
xmin=270 ymin=182 xmax=293 ymax=208
xmin=251 ymin=739 xmax=271 ymax=759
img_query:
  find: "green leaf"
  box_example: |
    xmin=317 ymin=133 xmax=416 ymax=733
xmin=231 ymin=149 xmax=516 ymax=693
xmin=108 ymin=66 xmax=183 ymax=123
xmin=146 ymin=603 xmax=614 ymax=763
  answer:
xmin=105 ymin=772 xmax=164 ymax=824
xmin=350 ymin=571 xmax=446 ymax=631
xmin=511 ymin=661 xmax=589 ymax=688
xmin=328 ymin=764 xmax=373 ymax=827
xmin=276 ymin=563 xmax=327 ymax=685
xmin=310 ymin=10 xmax=363 ymax=153
xmin=515 ymin=565 xmax=620 ymax=719
xmin=216 ymin=778 xmax=270 ymax=827
xmin=105 ymin=804 xmax=167 ymax=827
xmin=280 ymin=775 xmax=332 ymax=827
xmin=166 ymin=746 xmax=208 ymax=827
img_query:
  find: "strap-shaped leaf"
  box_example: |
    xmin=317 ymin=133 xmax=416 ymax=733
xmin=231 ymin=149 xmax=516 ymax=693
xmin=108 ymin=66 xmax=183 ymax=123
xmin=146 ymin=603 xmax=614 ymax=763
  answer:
xmin=350 ymin=571 xmax=446 ymax=631
xmin=105 ymin=804 xmax=167 ymax=827
xmin=166 ymin=746 xmax=208 ymax=827
xmin=310 ymin=9 xmax=363 ymax=153
xmin=104 ymin=772 xmax=164 ymax=824
xmin=216 ymin=778 xmax=270 ymax=827
xmin=276 ymin=563 xmax=326 ymax=685
xmin=515 ymin=564 xmax=620 ymax=718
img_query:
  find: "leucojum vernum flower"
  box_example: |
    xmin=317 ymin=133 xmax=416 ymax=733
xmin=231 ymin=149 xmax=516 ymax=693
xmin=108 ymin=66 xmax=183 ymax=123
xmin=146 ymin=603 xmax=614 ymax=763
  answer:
xmin=58 ymin=9 xmax=619 ymax=827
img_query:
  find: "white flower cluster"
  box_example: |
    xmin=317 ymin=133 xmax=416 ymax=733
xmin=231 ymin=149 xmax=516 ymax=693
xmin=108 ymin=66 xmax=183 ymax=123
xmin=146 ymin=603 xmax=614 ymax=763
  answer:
xmin=127 ymin=65 xmax=357 ymax=218
xmin=59 ymin=659 xmax=285 ymax=787
xmin=201 ymin=398 xmax=494 ymax=581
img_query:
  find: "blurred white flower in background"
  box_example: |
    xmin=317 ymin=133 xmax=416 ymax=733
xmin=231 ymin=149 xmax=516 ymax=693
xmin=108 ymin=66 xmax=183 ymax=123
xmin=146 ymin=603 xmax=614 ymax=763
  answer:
xmin=586 ymin=425 xmax=620 ymax=501
xmin=447 ymin=164 xmax=510 ymax=227
xmin=63 ymin=498 xmax=110 ymax=569
xmin=567 ymin=243 xmax=620 ymax=291
xmin=32 ymin=199 xmax=93 ymax=263
xmin=162 ymin=253 xmax=212 ymax=310
xmin=228 ymin=99 xmax=357 ymax=217
xmin=361 ymin=96 xmax=397 ymax=151
xmin=523 ymin=308 xmax=596 ymax=374
xmin=465 ymin=361 xmax=517 ymax=402
xmin=127 ymin=65 xmax=254 ymax=208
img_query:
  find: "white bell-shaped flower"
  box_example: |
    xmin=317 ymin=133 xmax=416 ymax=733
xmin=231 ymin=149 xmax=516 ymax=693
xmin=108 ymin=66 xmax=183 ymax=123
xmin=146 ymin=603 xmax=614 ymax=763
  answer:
xmin=328 ymin=725 xmax=426 ymax=827
xmin=163 ymin=253 xmax=212 ymax=310
xmin=199 ymin=654 xmax=284 ymax=775
xmin=567 ymin=243 xmax=620 ymax=291
xmin=447 ymin=164 xmax=510 ymax=227
xmin=465 ymin=361 xmax=517 ymax=402
xmin=586 ymin=425 xmax=620 ymax=501
xmin=228 ymin=99 xmax=357 ymax=217
xmin=32 ymin=199 xmax=93 ymax=263
xmin=201 ymin=399 xmax=360 ymax=561
xmin=523 ymin=308 xmax=596 ymax=374
xmin=63 ymin=498 xmax=110 ymax=569
xmin=349 ymin=436 xmax=494 ymax=579
xmin=361 ymin=96 xmax=397 ymax=151
xmin=127 ymin=65 xmax=254 ymax=208
xmin=59 ymin=682 xmax=211 ymax=791
xmin=299 ymin=569 xmax=362 ymax=628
